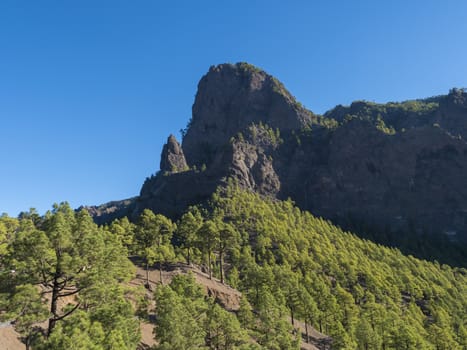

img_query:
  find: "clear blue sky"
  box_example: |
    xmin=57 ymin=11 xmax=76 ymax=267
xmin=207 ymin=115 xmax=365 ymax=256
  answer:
xmin=1 ymin=0 xmax=466 ymax=216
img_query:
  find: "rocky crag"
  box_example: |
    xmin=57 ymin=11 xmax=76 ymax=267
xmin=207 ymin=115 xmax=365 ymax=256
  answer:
xmin=88 ymin=63 xmax=467 ymax=256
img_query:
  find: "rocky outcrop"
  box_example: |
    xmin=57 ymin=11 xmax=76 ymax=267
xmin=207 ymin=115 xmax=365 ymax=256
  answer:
xmin=92 ymin=63 xmax=467 ymax=253
xmin=182 ymin=63 xmax=314 ymax=168
xmin=81 ymin=198 xmax=137 ymax=225
xmin=160 ymin=134 xmax=188 ymax=174
xmin=133 ymin=63 xmax=319 ymax=220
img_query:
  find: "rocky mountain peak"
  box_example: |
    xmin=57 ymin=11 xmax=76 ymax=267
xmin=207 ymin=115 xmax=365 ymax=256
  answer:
xmin=160 ymin=134 xmax=188 ymax=174
xmin=88 ymin=64 xmax=467 ymax=264
xmin=181 ymin=62 xmax=313 ymax=167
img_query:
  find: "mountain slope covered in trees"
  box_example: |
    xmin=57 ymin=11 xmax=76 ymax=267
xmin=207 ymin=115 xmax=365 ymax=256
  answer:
xmin=2 ymin=186 xmax=466 ymax=349
xmin=175 ymin=185 xmax=467 ymax=349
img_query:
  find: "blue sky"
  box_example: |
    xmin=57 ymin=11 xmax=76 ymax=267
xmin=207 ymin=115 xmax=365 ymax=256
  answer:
xmin=1 ymin=0 xmax=466 ymax=216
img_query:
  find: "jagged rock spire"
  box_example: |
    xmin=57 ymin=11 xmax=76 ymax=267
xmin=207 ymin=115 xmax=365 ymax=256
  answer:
xmin=160 ymin=134 xmax=188 ymax=174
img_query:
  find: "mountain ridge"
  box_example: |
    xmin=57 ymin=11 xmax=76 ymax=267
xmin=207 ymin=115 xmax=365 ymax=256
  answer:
xmin=86 ymin=63 xmax=467 ymax=264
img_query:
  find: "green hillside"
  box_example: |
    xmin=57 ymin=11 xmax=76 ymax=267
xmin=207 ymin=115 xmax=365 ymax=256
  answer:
xmin=1 ymin=186 xmax=466 ymax=349
xmin=178 ymin=184 xmax=466 ymax=349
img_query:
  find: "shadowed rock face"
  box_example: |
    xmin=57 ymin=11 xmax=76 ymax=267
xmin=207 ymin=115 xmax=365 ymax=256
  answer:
xmin=278 ymin=121 xmax=467 ymax=242
xmin=133 ymin=63 xmax=316 ymax=222
xmin=182 ymin=63 xmax=313 ymax=168
xmin=160 ymin=135 xmax=188 ymax=174
xmin=80 ymin=198 xmax=136 ymax=225
xmin=89 ymin=63 xmax=467 ymax=248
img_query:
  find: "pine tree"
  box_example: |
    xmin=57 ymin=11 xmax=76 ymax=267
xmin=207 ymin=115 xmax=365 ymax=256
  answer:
xmin=176 ymin=208 xmax=203 ymax=266
xmin=198 ymin=220 xmax=219 ymax=279
xmin=2 ymin=204 xmax=136 ymax=346
xmin=205 ymin=301 xmax=248 ymax=349
xmin=154 ymin=285 xmax=206 ymax=350
xmin=135 ymin=209 xmax=175 ymax=286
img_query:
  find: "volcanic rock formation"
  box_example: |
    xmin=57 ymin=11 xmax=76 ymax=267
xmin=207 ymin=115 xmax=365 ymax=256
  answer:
xmin=89 ymin=63 xmax=467 ymax=249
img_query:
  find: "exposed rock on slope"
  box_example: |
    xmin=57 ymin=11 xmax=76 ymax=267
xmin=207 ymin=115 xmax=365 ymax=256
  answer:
xmin=92 ymin=63 xmax=467 ymax=252
xmin=182 ymin=63 xmax=314 ymax=168
xmin=160 ymin=134 xmax=188 ymax=174
xmin=82 ymin=198 xmax=136 ymax=225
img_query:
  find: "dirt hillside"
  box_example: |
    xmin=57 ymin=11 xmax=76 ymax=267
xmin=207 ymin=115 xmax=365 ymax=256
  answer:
xmin=2 ymin=262 xmax=329 ymax=350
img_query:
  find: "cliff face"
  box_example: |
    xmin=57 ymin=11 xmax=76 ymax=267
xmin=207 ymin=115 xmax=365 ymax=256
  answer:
xmin=279 ymin=121 xmax=467 ymax=240
xmin=182 ymin=63 xmax=314 ymax=168
xmin=92 ymin=63 xmax=467 ymax=246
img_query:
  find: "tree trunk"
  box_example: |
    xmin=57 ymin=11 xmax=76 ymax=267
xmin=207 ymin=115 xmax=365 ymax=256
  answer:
xmin=25 ymin=334 xmax=31 ymax=350
xmin=145 ymin=261 xmax=150 ymax=288
xmin=305 ymin=321 xmax=309 ymax=343
xmin=48 ymin=268 xmax=61 ymax=336
xmin=208 ymin=251 xmax=212 ymax=279
xmin=290 ymin=308 xmax=295 ymax=327
xmin=219 ymin=251 xmax=224 ymax=284
xmin=187 ymin=247 xmax=191 ymax=266
xmin=159 ymin=264 xmax=163 ymax=285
